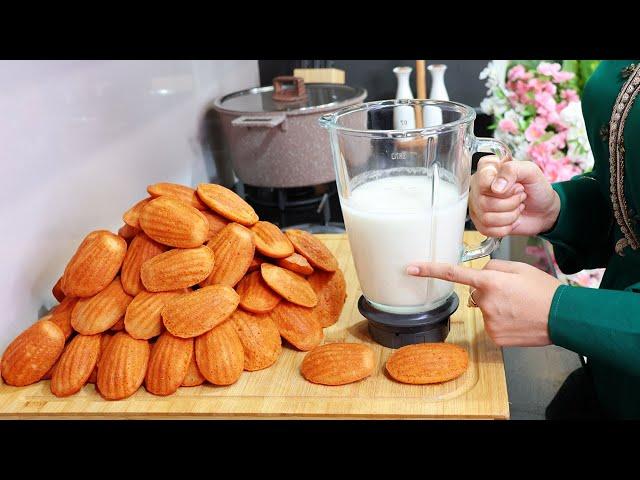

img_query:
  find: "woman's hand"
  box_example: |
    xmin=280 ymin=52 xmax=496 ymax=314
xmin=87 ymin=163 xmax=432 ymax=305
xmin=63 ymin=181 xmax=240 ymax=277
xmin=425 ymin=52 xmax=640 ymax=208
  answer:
xmin=470 ymin=155 xmax=561 ymax=237
xmin=407 ymin=259 xmax=562 ymax=346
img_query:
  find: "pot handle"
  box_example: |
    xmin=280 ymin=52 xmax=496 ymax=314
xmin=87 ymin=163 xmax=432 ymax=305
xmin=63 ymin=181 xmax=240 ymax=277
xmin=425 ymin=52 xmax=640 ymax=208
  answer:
xmin=231 ymin=114 xmax=286 ymax=129
xmin=272 ymin=76 xmax=307 ymax=102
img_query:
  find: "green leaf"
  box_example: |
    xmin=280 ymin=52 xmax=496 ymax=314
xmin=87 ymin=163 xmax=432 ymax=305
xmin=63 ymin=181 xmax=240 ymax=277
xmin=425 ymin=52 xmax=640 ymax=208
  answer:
xmin=562 ymin=60 xmax=579 ymax=74
xmin=538 ymin=131 xmax=554 ymax=142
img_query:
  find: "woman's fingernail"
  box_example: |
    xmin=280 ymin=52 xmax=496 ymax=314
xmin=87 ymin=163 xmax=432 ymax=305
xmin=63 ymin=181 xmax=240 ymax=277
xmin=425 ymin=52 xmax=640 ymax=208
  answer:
xmin=492 ymin=178 xmax=507 ymax=193
xmin=519 ymin=203 xmax=526 ymax=212
xmin=407 ymin=266 xmax=420 ymax=275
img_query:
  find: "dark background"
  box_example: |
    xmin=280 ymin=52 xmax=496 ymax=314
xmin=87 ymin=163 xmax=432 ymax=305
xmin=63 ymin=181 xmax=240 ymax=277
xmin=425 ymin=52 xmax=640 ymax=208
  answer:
xmin=258 ymin=60 xmax=491 ymax=107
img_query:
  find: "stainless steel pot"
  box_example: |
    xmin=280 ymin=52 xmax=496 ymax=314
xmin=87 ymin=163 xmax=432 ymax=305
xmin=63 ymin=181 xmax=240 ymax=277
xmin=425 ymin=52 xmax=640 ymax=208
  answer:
xmin=212 ymin=76 xmax=367 ymax=188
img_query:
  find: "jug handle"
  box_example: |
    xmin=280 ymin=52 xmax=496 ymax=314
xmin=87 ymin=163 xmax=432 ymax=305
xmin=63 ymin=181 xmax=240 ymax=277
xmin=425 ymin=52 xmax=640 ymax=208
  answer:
xmin=461 ymin=136 xmax=512 ymax=263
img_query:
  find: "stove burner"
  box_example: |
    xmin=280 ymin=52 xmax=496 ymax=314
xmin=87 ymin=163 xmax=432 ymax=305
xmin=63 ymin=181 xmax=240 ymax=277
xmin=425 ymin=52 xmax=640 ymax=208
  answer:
xmin=240 ymin=181 xmax=343 ymax=231
xmin=358 ymin=293 xmax=458 ymax=348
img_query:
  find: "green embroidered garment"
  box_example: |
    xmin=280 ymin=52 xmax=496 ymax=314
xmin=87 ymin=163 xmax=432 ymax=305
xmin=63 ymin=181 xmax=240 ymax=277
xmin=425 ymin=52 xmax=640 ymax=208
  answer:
xmin=540 ymin=60 xmax=640 ymax=419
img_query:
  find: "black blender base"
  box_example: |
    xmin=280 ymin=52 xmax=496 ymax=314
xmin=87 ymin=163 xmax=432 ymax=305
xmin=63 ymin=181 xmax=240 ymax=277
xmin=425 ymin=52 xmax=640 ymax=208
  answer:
xmin=358 ymin=293 xmax=459 ymax=349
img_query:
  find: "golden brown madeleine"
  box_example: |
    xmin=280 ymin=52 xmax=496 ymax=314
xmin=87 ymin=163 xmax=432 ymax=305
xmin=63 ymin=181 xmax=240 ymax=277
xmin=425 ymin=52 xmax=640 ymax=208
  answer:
xmin=285 ymin=229 xmax=338 ymax=272
xmin=386 ymin=343 xmax=469 ymax=385
xmin=52 ymin=277 xmax=66 ymax=302
xmin=50 ymin=334 xmax=101 ymax=397
xmin=276 ymin=253 xmax=314 ymax=276
xmin=268 ymin=301 xmax=323 ymax=351
xmin=117 ymin=223 xmax=140 ymax=243
xmin=120 ymin=232 xmax=166 ymax=296
xmin=195 ymin=321 xmax=244 ymax=386
xmin=140 ymin=246 xmax=214 ymax=292
xmin=231 ymin=309 xmax=281 ymax=371
xmin=145 ymin=332 xmax=193 ymax=396
xmin=36 ymin=314 xmax=59 ymax=380
xmin=71 ymin=277 xmax=133 ymax=335
xmin=61 ymin=230 xmax=127 ymax=298
xmin=88 ymin=333 xmax=113 ymax=384
xmin=147 ymin=182 xmax=207 ymax=210
xmin=182 ymin=354 xmax=206 ymax=387
xmin=247 ymin=253 xmax=268 ymax=273
xmin=260 ymin=263 xmax=318 ymax=308
xmin=122 ymin=198 xmax=151 ymax=228
xmin=162 ymin=285 xmax=239 ymax=338
xmin=307 ymin=269 xmax=347 ymax=327
xmin=96 ymin=332 xmax=150 ymax=400
xmin=110 ymin=317 xmax=125 ymax=332
xmin=301 ymin=343 xmax=375 ymax=386
xmin=42 ymin=356 xmax=58 ymax=381
xmin=1 ymin=320 xmax=65 ymax=386
xmin=201 ymin=210 xmax=230 ymax=240
xmin=196 ymin=183 xmax=259 ymax=226
xmin=250 ymin=221 xmax=294 ymax=259
xmin=49 ymin=296 xmax=79 ymax=340
xmin=200 ymin=223 xmax=255 ymax=288
xmin=236 ymin=271 xmax=281 ymax=314
xmin=124 ymin=289 xmax=185 ymax=340
xmin=138 ymin=196 xmax=209 ymax=248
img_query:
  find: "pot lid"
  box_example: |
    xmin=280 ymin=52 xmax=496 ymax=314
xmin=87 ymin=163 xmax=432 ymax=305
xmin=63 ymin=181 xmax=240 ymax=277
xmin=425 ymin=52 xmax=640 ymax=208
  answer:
xmin=214 ymin=83 xmax=367 ymax=116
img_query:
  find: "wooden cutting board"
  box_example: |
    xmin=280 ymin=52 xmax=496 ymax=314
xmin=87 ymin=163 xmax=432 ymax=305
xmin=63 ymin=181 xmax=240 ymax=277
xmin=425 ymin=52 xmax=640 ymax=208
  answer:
xmin=0 ymin=232 xmax=509 ymax=419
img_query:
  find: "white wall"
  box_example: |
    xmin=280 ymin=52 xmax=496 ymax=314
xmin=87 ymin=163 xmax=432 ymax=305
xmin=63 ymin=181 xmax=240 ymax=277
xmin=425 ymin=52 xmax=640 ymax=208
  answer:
xmin=0 ymin=60 xmax=259 ymax=348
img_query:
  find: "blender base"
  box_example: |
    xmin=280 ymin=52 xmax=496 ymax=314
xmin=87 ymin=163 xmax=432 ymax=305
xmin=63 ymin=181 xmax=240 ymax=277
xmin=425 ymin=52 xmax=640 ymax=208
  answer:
xmin=358 ymin=293 xmax=459 ymax=349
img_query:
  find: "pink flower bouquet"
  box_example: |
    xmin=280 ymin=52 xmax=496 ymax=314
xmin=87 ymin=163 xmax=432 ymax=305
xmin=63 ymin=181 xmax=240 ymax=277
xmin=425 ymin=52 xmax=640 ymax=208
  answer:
xmin=480 ymin=61 xmax=604 ymax=288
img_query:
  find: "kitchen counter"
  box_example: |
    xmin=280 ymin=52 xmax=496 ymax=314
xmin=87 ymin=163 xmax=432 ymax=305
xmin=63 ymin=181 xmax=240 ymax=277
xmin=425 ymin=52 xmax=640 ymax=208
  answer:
xmin=0 ymin=232 xmax=509 ymax=419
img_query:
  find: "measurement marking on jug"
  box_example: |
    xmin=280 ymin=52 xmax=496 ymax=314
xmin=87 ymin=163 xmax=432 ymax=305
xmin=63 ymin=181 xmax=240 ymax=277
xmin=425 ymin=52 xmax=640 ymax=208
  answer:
xmin=391 ymin=152 xmax=407 ymax=160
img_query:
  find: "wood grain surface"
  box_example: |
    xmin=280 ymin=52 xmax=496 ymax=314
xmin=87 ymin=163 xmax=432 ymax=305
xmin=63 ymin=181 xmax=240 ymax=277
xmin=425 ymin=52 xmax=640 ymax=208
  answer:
xmin=0 ymin=232 xmax=509 ymax=419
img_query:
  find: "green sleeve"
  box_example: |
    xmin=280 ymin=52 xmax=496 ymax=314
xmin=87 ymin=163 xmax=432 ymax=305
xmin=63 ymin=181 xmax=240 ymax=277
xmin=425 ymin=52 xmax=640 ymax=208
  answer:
xmin=539 ymin=172 xmax=613 ymax=274
xmin=549 ymin=283 xmax=640 ymax=377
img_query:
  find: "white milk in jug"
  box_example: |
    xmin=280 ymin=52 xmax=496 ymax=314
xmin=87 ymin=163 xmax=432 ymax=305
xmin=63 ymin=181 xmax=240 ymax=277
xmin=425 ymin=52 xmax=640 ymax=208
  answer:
xmin=341 ymin=171 xmax=468 ymax=314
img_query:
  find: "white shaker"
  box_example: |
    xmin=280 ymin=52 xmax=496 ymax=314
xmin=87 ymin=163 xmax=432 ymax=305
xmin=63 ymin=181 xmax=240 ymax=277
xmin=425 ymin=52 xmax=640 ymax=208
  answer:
xmin=423 ymin=64 xmax=449 ymax=127
xmin=393 ymin=66 xmax=416 ymax=130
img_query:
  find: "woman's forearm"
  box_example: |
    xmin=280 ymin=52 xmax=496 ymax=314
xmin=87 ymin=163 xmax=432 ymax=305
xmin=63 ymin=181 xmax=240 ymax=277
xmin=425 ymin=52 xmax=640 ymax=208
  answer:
xmin=539 ymin=174 xmax=613 ymax=273
xmin=549 ymin=284 xmax=640 ymax=377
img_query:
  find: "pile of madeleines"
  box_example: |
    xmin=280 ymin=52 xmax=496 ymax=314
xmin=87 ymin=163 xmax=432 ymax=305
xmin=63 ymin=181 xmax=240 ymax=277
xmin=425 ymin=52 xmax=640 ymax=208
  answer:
xmin=0 ymin=182 xmax=469 ymax=401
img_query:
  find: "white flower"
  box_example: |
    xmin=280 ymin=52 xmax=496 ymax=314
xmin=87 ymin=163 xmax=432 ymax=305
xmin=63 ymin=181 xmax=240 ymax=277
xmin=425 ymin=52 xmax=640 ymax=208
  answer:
xmin=480 ymin=97 xmax=496 ymax=115
xmin=503 ymin=109 xmax=522 ymax=125
xmin=559 ymin=101 xmax=583 ymax=125
xmin=560 ymin=101 xmax=594 ymax=171
xmin=479 ymin=63 xmax=492 ymax=81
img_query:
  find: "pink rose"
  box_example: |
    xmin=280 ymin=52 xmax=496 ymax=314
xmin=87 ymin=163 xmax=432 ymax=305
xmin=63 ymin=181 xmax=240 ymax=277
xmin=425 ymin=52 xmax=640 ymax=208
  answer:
xmin=537 ymin=62 xmax=559 ymax=77
xmin=534 ymin=91 xmax=557 ymax=113
xmin=498 ymin=118 xmax=519 ymax=134
xmin=524 ymin=117 xmax=548 ymax=142
xmin=548 ymin=131 xmax=567 ymax=150
xmin=561 ymin=89 xmax=579 ymax=103
xmin=546 ymin=157 xmax=581 ymax=183
xmin=543 ymin=81 xmax=557 ymax=95
xmin=508 ymin=65 xmax=526 ymax=81
xmin=553 ymin=71 xmax=575 ymax=83
xmin=536 ymin=62 xmax=575 ymax=83
xmin=527 ymin=78 xmax=543 ymax=92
